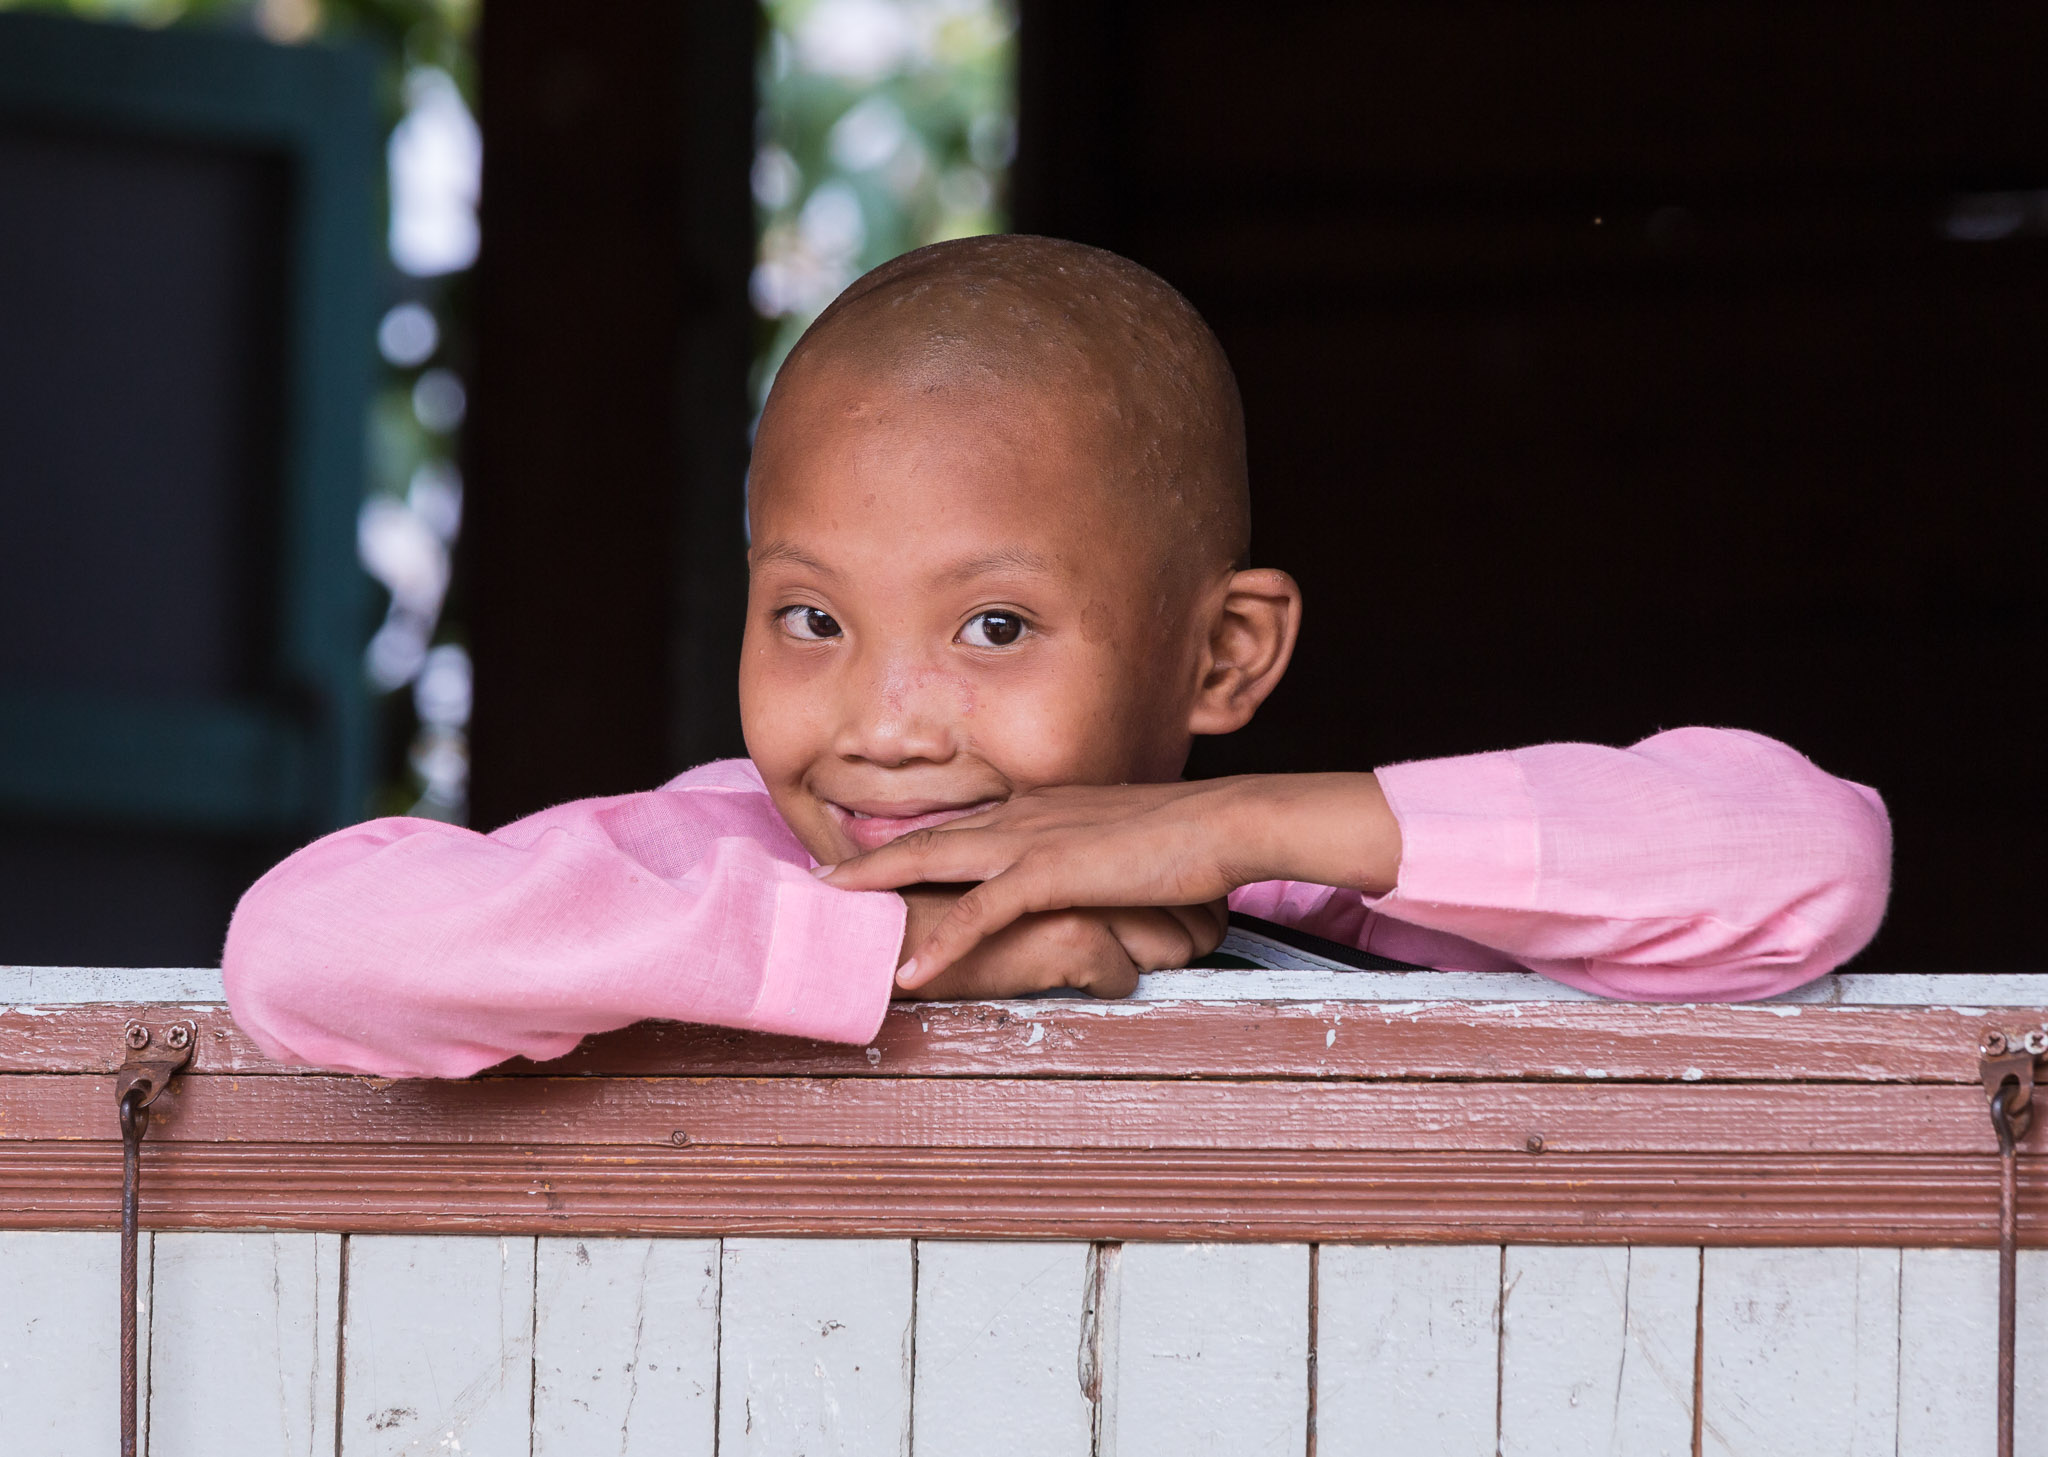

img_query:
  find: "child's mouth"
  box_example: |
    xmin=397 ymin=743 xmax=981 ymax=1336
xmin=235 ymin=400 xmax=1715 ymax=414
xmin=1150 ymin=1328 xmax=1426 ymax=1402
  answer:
xmin=825 ymin=799 xmax=999 ymax=853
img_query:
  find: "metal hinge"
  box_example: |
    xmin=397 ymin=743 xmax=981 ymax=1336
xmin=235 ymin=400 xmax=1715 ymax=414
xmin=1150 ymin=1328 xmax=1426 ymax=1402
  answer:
xmin=1980 ymin=1027 xmax=2044 ymax=1457
xmin=118 ymin=1019 xmax=194 ymax=1457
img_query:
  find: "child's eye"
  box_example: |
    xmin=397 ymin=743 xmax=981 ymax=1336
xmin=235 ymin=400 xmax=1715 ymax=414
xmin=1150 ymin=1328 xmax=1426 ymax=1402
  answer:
xmin=958 ymin=611 xmax=1028 ymax=648
xmin=778 ymin=606 xmax=842 ymax=641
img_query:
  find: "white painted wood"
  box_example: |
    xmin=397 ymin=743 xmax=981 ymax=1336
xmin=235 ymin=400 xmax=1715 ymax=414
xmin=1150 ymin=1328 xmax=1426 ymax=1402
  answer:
xmin=1102 ymin=1242 xmax=1309 ymax=1457
xmin=910 ymin=1241 xmax=1093 ymax=1456
xmin=717 ymin=1237 xmax=913 ymax=1457
xmin=1 ymin=966 xmax=226 ymax=1003
xmin=2020 ymin=1250 xmax=2048 ymax=1457
xmin=0 ymin=1230 xmax=149 ymax=1456
xmin=1897 ymin=1248 xmax=1996 ymax=1456
xmin=146 ymin=1232 xmax=340 ymax=1457
xmin=339 ymin=1234 xmax=536 ymax=1457
xmin=531 ymin=1236 xmax=718 ymax=1456
xmin=1498 ymin=1245 xmax=1696 ymax=1457
xmin=1316 ymin=1244 xmax=1500 ymax=1457
xmin=1700 ymin=1246 xmax=1899 ymax=1457
xmin=14 ymin=962 xmax=2048 ymax=1008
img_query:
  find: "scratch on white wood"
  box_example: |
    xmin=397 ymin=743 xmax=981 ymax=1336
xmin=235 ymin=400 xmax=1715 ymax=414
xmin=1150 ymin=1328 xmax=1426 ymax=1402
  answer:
xmin=1897 ymin=1248 xmax=1995 ymax=1457
xmin=1316 ymin=1244 xmax=1499 ymax=1457
xmin=147 ymin=1233 xmax=339 ymax=1457
xmin=909 ymin=1241 xmax=1092 ymax=1456
xmin=0 ymin=1230 xmax=148 ymax=1455
xmin=531 ymin=1237 xmax=718 ymax=1456
xmin=1700 ymin=1247 xmax=1899 ymax=1457
xmin=1498 ymin=1245 xmax=1696 ymax=1457
xmin=340 ymin=1234 xmax=536 ymax=1457
xmin=1103 ymin=1242 xmax=1309 ymax=1457
xmin=717 ymin=1237 xmax=913 ymax=1457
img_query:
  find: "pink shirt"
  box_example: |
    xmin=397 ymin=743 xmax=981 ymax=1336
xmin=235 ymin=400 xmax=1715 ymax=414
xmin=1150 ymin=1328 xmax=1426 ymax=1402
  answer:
xmin=222 ymin=728 xmax=1892 ymax=1078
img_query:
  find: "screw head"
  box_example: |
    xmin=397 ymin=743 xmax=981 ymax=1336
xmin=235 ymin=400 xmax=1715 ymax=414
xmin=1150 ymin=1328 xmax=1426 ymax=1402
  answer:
xmin=2025 ymin=1030 xmax=2048 ymax=1056
xmin=670 ymin=1129 xmax=690 ymax=1146
xmin=124 ymin=1022 xmax=151 ymax=1050
xmin=165 ymin=1023 xmax=192 ymax=1051
xmin=1526 ymin=1132 xmax=1546 ymax=1154
xmin=1984 ymin=1031 xmax=2009 ymax=1056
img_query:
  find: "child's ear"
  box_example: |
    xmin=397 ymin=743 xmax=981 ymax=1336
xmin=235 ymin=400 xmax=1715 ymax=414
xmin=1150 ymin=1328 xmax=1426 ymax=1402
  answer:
xmin=1186 ymin=568 xmax=1302 ymax=736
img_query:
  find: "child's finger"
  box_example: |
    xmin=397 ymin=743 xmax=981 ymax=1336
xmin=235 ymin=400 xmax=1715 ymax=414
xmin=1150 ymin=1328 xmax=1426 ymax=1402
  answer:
xmin=895 ymin=869 xmax=1048 ymax=987
xmin=822 ymin=823 xmax=1030 ymax=891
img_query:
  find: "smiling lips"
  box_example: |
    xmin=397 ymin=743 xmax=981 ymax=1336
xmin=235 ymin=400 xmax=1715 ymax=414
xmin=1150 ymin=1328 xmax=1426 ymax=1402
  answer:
xmin=827 ymin=799 xmax=998 ymax=853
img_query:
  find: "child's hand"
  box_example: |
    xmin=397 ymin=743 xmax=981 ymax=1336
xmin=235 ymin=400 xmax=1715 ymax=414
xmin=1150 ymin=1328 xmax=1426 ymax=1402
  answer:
xmin=828 ymin=774 xmax=1400 ymax=990
xmin=892 ymin=885 xmax=1227 ymax=1000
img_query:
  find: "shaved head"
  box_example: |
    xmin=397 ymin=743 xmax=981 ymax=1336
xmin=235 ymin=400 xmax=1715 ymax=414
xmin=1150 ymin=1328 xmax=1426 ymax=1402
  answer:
xmin=755 ymin=234 xmax=1251 ymax=573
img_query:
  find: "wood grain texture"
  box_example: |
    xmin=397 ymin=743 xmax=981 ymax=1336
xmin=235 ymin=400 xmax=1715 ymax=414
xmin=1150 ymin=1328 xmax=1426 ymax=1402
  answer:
xmin=1699 ymin=1247 xmax=1901 ymax=1457
xmin=338 ymin=1235 xmax=536 ymax=1457
xmin=1497 ymin=1245 xmax=1697 ymax=1457
xmin=531 ymin=1237 xmax=718 ymax=1456
xmin=716 ymin=1237 xmax=913 ymax=1456
xmin=1103 ymin=1242 xmax=1310 ymax=1457
xmin=1897 ymin=1248 xmax=1996 ymax=1457
xmin=146 ymin=1232 xmax=339 ymax=1457
xmin=5 ymin=1143 xmax=2043 ymax=1246
xmin=8 ymin=997 xmax=2043 ymax=1081
xmin=0 ymin=1230 xmax=142 ymax=1456
xmin=910 ymin=1241 xmax=1094 ymax=1456
xmin=1316 ymin=1243 xmax=1500 ymax=1457
xmin=1 ymin=1073 xmax=2017 ymax=1155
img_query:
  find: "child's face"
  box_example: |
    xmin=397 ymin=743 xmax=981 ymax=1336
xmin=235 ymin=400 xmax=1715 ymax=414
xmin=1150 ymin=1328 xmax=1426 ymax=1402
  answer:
xmin=741 ymin=366 xmax=1210 ymax=865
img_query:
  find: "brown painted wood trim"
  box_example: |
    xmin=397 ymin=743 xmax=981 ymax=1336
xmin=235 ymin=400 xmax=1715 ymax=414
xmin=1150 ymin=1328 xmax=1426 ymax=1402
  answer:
xmin=0 ymin=1073 xmax=2014 ymax=1155
xmin=6 ymin=999 xmax=2040 ymax=1082
xmin=3 ymin=1143 xmax=2041 ymax=1247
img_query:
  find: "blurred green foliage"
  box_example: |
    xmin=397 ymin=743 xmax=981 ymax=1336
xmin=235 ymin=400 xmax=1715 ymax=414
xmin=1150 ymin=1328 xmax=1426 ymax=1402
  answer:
xmin=0 ymin=0 xmax=474 ymax=108
xmin=752 ymin=0 xmax=1016 ymax=401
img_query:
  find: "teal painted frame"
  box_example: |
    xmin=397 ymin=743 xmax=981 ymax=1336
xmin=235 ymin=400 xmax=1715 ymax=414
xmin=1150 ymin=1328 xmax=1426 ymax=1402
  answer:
xmin=0 ymin=11 xmax=377 ymax=836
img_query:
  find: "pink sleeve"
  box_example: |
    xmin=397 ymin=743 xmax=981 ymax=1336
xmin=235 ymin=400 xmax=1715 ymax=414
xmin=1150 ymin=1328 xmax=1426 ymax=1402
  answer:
xmin=221 ymin=762 xmax=906 ymax=1077
xmin=1232 ymin=727 xmax=1892 ymax=1000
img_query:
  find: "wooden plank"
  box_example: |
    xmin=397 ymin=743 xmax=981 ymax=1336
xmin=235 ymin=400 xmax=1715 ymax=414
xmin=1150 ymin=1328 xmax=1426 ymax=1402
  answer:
xmin=0 ymin=1230 xmax=142 ymax=1455
xmin=1317 ymin=1244 xmax=1500 ymax=1457
xmin=6 ymin=1143 xmax=2043 ymax=1247
xmin=339 ymin=1234 xmax=536 ymax=1457
xmin=146 ymin=1232 xmax=340 ymax=1457
xmin=1 ymin=1073 xmax=2012 ymax=1156
xmin=2021 ymin=1250 xmax=2048 ymax=1457
xmin=1898 ymin=1248 xmax=1996 ymax=1457
xmin=531 ymin=1236 xmax=719 ymax=1456
xmin=1699 ymin=1247 xmax=1900 ymax=1456
xmin=910 ymin=1241 xmax=1093 ymax=1456
xmin=9 ymin=997 xmax=2043 ymax=1082
xmin=1103 ymin=1242 xmax=1309 ymax=1456
xmin=10 ymin=962 xmax=2048 ymax=1009
xmin=716 ymin=1237 xmax=913 ymax=1456
xmin=1497 ymin=1245 xmax=1697 ymax=1457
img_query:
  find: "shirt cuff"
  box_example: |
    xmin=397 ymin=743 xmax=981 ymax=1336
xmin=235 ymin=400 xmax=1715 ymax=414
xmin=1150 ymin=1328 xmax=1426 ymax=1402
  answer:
xmin=1375 ymin=749 xmax=1543 ymax=911
xmin=751 ymin=874 xmax=906 ymax=1044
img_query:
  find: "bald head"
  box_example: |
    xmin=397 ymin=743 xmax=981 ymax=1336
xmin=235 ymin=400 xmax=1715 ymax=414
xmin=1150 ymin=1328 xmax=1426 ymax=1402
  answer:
xmin=756 ymin=235 xmax=1250 ymax=572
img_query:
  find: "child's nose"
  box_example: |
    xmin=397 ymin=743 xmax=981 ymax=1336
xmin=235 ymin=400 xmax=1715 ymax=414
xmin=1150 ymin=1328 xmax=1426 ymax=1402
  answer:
xmin=833 ymin=659 xmax=960 ymax=767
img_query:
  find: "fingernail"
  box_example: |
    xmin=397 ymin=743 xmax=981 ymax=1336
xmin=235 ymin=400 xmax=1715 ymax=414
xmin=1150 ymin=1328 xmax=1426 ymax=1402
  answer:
xmin=810 ymin=863 xmax=836 ymax=878
xmin=896 ymin=958 xmax=919 ymax=986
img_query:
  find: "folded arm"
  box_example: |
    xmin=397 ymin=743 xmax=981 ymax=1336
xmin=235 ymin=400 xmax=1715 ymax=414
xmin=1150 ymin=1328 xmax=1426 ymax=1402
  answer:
xmin=824 ymin=727 xmax=1893 ymax=1000
xmin=222 ymin=770 xmax=905 ymax=1077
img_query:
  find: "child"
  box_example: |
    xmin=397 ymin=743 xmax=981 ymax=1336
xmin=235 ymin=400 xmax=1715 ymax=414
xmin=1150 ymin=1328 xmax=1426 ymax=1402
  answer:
xmin=223 ymin=236 xmax=1891 ymax=1078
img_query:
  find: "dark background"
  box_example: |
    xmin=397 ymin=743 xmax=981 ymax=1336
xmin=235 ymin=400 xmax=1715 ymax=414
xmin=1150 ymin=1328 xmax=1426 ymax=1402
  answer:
xmin=468 ymin=1 xmax=2046 ymax=972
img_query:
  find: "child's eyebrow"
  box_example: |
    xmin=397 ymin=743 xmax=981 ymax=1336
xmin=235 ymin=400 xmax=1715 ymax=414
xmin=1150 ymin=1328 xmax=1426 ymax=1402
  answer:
xmin=750 ymin=541 xmax=839 ymax=578
xmin=933 ymin=546 xmax=1055 ymax=585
